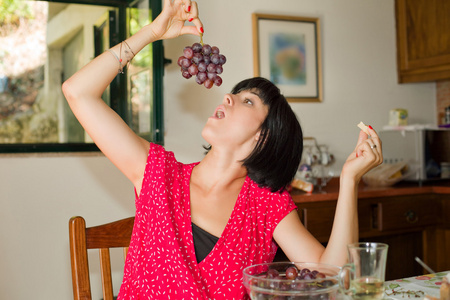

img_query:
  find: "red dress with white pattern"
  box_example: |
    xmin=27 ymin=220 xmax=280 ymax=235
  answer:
xmin=117 ymin=143 xmax=297 ymax=299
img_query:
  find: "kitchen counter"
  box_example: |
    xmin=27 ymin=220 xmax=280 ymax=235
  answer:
xmin=290 ymin=178 xmax=450 ymax=203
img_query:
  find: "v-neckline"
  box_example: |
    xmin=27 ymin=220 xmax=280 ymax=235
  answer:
xmin=185 ymin=164 xmax=249 ymax=266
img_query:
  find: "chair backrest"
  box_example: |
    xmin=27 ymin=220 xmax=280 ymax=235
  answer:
xmin=69 ymin=216 xmax=135 ymax=300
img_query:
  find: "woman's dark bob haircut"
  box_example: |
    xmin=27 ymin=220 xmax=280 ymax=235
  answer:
xmin=233 ymin=77 xmax=303 ymax=193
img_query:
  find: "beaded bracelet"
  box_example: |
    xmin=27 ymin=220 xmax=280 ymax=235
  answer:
xmin=123 ymin=40 xmax=136 ymax=58
xmin=108 ymin=41 xmax=136 ymax=74
xmin=106 ymin=41 xmax=136 ymax=74
xmin=107 ymin=49 xmax=124 ymax=74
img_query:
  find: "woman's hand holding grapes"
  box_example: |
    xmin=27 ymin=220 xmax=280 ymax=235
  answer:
xmin=150 ymin=0 xmax=203 ymax=42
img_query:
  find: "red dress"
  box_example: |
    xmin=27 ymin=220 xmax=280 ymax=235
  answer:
xmin=118 ymin=143 xmax=297 ymax=299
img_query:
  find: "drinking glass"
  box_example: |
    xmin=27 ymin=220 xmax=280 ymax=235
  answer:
xmin=341 ymin=242 xmax=389 ymax=300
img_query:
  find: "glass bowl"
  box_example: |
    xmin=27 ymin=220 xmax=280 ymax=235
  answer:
xmin=243 ymin=262 xmax=341 ymax=300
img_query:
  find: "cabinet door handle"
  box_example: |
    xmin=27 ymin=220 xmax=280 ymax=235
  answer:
xmin=404 ymin=210 xmax=418 ymax=224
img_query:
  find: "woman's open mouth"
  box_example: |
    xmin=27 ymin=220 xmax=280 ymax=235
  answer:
xmin=212 ymin=105 xmax=226 ymax=119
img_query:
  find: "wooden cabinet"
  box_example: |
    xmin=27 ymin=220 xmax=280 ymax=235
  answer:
xmin=423 ymin=194 xmax=450 ymax=273
xmin=395 ymin=0 xmax=450 ymax=83
xmin=290 ymin=193 xmax=449 ymax=280
xmin=298 ymin=195 xmax=439 ymax=241
xmin=298 ymin=200 xmax=338 ymax=243
xmin=375 ymin=195 xmax=438 ymax=231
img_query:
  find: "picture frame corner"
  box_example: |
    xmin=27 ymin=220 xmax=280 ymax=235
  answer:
xmin=252 ymin=13 xmax=322 ymax=104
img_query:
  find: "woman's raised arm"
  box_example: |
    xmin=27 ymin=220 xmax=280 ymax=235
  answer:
xmin=62 ymin=0 xmax=203 ymax=192
xmin=273 ymin=126 xmax=383 ymax=266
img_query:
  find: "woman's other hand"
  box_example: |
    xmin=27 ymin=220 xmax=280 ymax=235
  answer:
xmin=150 ymin=0 xmax=203 ymax=41
xmin=342 ymin=125 xmax=383 ymax=183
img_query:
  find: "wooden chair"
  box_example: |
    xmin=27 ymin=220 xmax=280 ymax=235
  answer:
xmin=69 ymin=216 xmax=135 ymax=300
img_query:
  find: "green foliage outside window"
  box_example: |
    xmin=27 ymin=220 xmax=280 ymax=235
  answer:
xmin=0 ymin=0 xmax=33 ymax=29
xmin=129 ymin=6 xmax=152 ymax=68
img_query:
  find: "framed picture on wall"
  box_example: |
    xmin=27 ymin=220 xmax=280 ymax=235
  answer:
xmin=252 ymin=13 xmax=322 ymax=102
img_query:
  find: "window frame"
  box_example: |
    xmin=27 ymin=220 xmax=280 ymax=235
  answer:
xmin=0 ymin=0 xmax=164 ymax=153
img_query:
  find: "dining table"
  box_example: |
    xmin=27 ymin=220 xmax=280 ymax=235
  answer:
xmin=384 ymin=270 xmax=449 ymax=299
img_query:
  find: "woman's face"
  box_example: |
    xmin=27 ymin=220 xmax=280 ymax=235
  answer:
xmin=202 ymin=89 xmax=269 ymax=157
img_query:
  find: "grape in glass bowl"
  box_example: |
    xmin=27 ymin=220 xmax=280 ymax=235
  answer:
xmin=243 ymin=262 xmax=341 ymax=300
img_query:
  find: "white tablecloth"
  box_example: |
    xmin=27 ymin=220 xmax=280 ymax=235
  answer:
xmin=384 ymin=271 xmax=449 ymax=299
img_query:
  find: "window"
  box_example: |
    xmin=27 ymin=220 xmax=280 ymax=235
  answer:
xmin=0 ymin=0 xmax=164 ymax=153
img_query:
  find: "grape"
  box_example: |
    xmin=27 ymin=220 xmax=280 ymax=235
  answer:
xmin=178 ymin=42 xmax=227 ymax=88
xmin=316 ymin=272 xmax=326 ymax=279
xmin=192 ymin=42 xmax=202 ymax=53
xmin=214 ymin=76 xmax=223 ymax=87
xmin=177 ymin=56 xmax=184 ymax=67
xmin=204 ymin=79 xmax=214 ymax=89
xmin=202 ymin=44 xmax=212 ymax=55
xmin=219 ymin=54 xmax=226 ymax=65
xmin=188 ymin=64 xmax=199 ymax=76
xmin=285 ymin=266 xmax=298 ymax=280
xmin=268 ymin=280 xmax=280 ymax=291
xmin=192 ymin=53 xmax=203 ymax=64
xmin=181 ymin=69 xmax=192 ymax=79
xmin=207 ymin=63 xmax=217 ymax=73
xmin=211 ymin=46 xmax=220 ymax=54
xmin=196 ymin=72 xmax=207 ymax=84
xmin=266 ymin=269 xmax=279 ymax=279
xmin=207 ymin=72 xmax=217 ymax=80
xmin=299 ymin=268 xmax=310 ymax=278
xmin=211 ymin=53 xmax=220 ymax=64
xmin=249 ymin=266 xmax=338 ymax=299
xmin=181 ymin=58 xmax=191 ymax=69
xmin=198 ymin=61 xmax=207 ymax=73
xmin=183 ymin=47 xmax=194 ymax=59
xmin=195 ymin=76 xmax=204 ymax=85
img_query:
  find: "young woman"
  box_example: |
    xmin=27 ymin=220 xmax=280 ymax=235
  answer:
xmin=62 ymin=0 xmax=383 ymax=298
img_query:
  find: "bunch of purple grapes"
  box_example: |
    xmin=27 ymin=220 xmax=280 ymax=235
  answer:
xmin=177 ymin=42 xmax=226 ymax=89
xmin=267 ymin=266 xmax=327 ymax=281
xmin=246 ymin=264 xmax=339 ymax=300
xmin=261 ymin=267 xmax=334 ymax=294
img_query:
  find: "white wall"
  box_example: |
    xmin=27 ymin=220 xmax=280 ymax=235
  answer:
xmin=163 ymin=0 xmax=435 ymax=168
xmin=0 ymin=154 xmax=134 ymax=299
xmin=0 ymin=0 xmax=435 ymax=299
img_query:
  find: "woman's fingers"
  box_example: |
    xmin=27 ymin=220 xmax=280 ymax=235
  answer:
xmin=355 ymin=129 xmax=368 ymax=147
xmin=366 ymin=126 xmax=383 ymax=164
xmin=155 ymin=0 xmax=202 ymax=39
xmin=359 ymin=139 xmax=383 ymax=166
xmin=182 ymin=1 xmax=203 ymax=36
xmin=343 ymin=124 xmax=384 ymax=181
xmin=185 ymin=0 xmax=193 ymax=13
xmin=354 ymin=129 xmax=368 ymax=158
xmin=167 ymin=0 xmax=191 ymax=10
xmin=368 ymin=131 xmax=382 ymax=154
xmin=354 ymin=127 xmax=383 ymax=165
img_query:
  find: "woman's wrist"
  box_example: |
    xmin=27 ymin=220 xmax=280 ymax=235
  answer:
xmin=124 ymin=24 xmax=158 ymax=54
xmin=339 ymin=171 xmax=359 ymax=191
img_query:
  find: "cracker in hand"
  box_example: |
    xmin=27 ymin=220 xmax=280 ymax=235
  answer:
xmin=357 ymin=121 xmax=370 ymax=135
